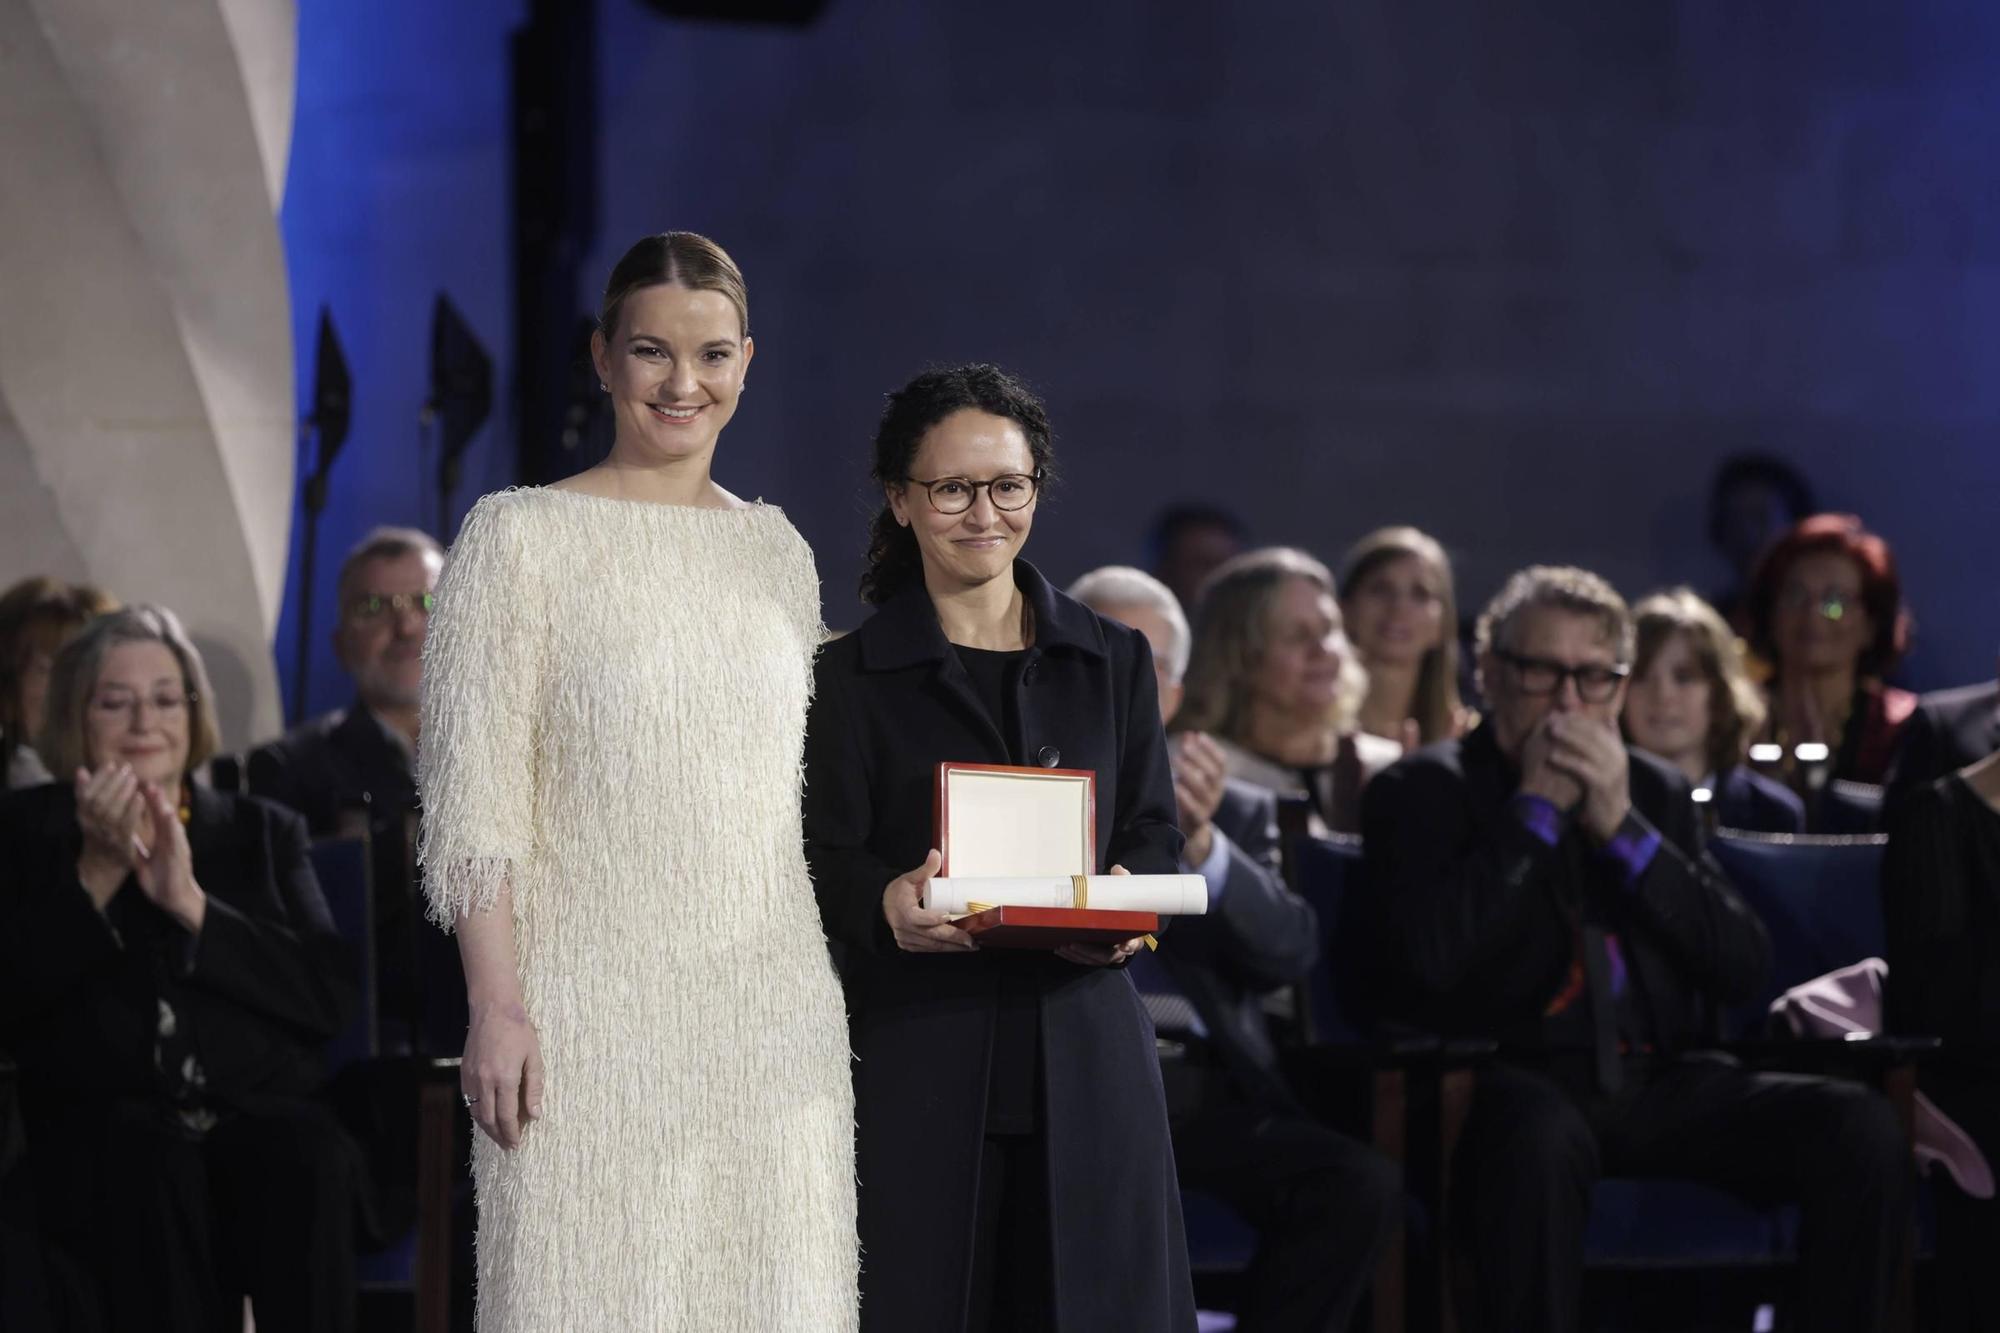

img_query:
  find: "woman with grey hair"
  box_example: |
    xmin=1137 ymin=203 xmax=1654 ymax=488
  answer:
xmin=0 ymin=605 xmax=360 ymax=1333
xmin=1176 ymin=547 xmax=1400 ymax=833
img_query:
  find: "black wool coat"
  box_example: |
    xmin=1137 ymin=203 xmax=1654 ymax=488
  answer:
xmin=0 ymin=783 xmax=355 ymax=1115
xmin=1357 ymin=723 xmax=1770 ymax=1059
xmin=803 ymin=559 xmax=1197 ymax=1333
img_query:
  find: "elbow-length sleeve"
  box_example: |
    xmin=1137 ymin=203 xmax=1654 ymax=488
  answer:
xmin=418 ymin=493 xmax=543 ymax=928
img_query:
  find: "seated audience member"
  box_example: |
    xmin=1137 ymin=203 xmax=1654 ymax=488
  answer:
xmin=248 ymin=525 xmax=455 ymax=1052
xmin=1178 ymin=548 xmax=1398 ymax=833
xmin=1338 ymin=525 xmax=1473 ymax=747
xmin=0 ymin=577 xmax=119 ymax=790
xmin=1621 ymin=588 xmax=1804 ymax=834
xmin=1881 ymin=747 xmax=2000 ymax=1333
xmin=1886 ymin=662 xmax=2000 ymax=804
xmin=1706 ymin=453 xmax=1816 ymax=632
xmin=1744 ymin=513 xmax=1914 ymax=798
xmin=1149 ymin=502 xmax=1248 ymax=612
xmin=1359 ymin=565 xmax=1912 ymax=1333
xmin=0 ymin=606 xmax=359 ymax=1333
xmin=1072 ymin=566 xmax=1398 ymax=1333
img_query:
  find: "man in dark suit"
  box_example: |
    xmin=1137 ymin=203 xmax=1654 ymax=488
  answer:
xmin=1075 ymin=567 xmax=1398 ymax=1333
xmin=1360 ymin=565 xmax=1913 ymax=1333
xmin=248 ymin=526 xmax=457 ymax=1053
xmin=1887 ymin=668 xmax=2000 ymax=801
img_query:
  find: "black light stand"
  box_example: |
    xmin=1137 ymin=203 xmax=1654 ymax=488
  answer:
xmin=423 ymin=294 xmax=493 ymax=538
xmin=290 ymin=307 xmax=352 ymax=725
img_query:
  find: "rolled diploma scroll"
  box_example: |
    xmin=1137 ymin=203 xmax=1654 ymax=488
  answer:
xmin=925 ymin=874 xmax=1208 ymax=917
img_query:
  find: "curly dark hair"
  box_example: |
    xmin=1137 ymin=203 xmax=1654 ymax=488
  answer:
xmin=860 ymin=364 xmax=1055 ymax=606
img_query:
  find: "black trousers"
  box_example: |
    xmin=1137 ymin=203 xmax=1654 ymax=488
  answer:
xmin=1451 ymin=1059 xmax=1914 ymax=1333
xmin=29 ymin=1096 xmax=359 ymax=1333
xmin=1924 ymin=1068 xmax=2000 ymax=1333
xmin=965 ymin=1131 xmax=1056 ymax=1333
xmin=1172 ymin=1103 xmax=1400 ymax=1333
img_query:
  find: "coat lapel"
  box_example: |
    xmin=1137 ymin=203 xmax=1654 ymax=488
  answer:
xmin=854 ymin=559 xmax=1107 ymax=766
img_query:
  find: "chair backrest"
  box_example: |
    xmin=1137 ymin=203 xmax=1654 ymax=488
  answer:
xmin=1123 ymin=948 xmax=1206 ymax=1041
xmin=1708 ymin=831 xmax=1888 ymax=1035
xmin=309 ymin=833 xmax=378 ymax=1069
xmin=1816 ymin=779 xmax=1886 ymax=835
xmin=1288 ymin=832 xmax=1370 ymax=1044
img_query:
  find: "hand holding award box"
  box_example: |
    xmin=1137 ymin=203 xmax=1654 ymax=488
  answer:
xmin=922 ymin=762 xmax=1207 ymax=948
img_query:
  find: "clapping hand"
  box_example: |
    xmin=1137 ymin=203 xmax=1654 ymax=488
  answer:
xmin=73 ymin=764 xmax=145 ymax=910
xmin=131 ymin=781 xmax=205 ymax=932
xmin=1170 ymin=732 xmax=1228 ymax=867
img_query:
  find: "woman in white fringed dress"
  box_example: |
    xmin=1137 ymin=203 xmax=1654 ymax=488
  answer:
xmin=418 ymin=232 xmax=857 ymax=1332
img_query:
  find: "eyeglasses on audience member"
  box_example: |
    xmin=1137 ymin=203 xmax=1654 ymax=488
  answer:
xmin=345 ymin=591 xmax=436 ymax=621
xmin=1495 ymin=649 xmax=1630 ymax=702
xmin=88 ymin=688 xmax=196 ymax=722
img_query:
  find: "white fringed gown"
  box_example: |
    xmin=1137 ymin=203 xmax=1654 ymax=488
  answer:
xmin=417 ymin=487 xmax=858 ymax=1332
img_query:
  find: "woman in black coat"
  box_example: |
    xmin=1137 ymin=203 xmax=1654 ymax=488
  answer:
xmin=803 ymin=364 xmax=1196 ymax=1332
xmin=0 ymin=606 xmax=359 ymax=1333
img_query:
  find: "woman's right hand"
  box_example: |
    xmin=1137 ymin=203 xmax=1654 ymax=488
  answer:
xmin=881 ymin=849 xmax=975 ymax=953
xmin=462 ymin=997 xmax=545 ymax=1150
xmin=73 ymin=764 xmax=144 ymax=908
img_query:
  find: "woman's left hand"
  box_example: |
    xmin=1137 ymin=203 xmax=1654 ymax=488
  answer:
xmin=133 ymin=782 xmax=206 ymax=934
xmin=1056 ymin=865 xmax=1147 ymax=967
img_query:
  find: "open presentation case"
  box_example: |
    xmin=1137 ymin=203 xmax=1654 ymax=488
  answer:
xmin=926 ymin=762 xmax=1204 ymax=948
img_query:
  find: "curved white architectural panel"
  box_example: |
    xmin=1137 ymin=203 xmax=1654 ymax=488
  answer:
xmin=0 ymin=0 xmax=296 ymax=750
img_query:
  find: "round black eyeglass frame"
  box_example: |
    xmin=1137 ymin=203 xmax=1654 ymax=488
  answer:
xmin=903 ymin=470 xmax=1042 ymax=515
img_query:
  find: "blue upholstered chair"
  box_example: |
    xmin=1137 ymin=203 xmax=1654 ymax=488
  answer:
xmin=311 ymin=833 xmax=461 ymax=1332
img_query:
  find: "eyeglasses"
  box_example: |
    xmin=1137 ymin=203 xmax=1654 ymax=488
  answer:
xmin=89 ymin=690 xmax=194 ymax=722
xmin=904 ymin=472 xmax=1040 ymax=515
xmin=1777 ymin=584 xmax=1855 ymax=621
xmin=346 ymin=591 xmax=435 ymax=621
xmin=1495 ymin=649 xmax=1630 ymax=703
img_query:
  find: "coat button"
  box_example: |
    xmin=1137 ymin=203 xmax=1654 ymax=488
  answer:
xmin=1037 ymin=746 xmax=1061 ymax=768
xmin=1021 ymin=662 xmax=1037 ymax=686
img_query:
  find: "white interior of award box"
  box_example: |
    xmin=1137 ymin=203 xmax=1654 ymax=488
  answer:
xmin=942 ymin=767 xmax=1094 ymax=878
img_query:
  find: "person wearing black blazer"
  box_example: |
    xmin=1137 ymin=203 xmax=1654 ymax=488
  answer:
xmin=803 ymin=366 xmax=1195 ymax=1332
xmin=1887 ymin=674 xmax=2000 ymax=804
xmin=246 ymin=525 xmax=459 ymax=1055
xmin=1359 ymin=567 xmax=1912 ymax=1333
xmin=0 ymin=607 xmax=359 ymax=1333
xmin=1075 ymin=563 xmax=1399 ymax=1332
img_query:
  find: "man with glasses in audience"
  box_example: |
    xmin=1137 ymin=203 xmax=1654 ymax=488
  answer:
xmin=248 ymin=526 xmax=450 ymax=1053
xmin=1358 ymin=565 xmax=1913 ymax=1333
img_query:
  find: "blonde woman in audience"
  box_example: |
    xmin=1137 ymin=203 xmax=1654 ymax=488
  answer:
xmin=0 ymin=576 xmax=118 ymax=788
xmin=1337 ymin=525 xmax=1471 ymax=747
xmin=1621 ymin=588 xmax=1804 ymax=834
xmin=1178 ymin=547 xmax=1399 ymax=833
xmin=0 ymin=605 xmax=359 ymax=1332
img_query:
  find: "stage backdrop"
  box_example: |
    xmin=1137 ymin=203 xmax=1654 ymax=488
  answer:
xmin=278 ymin=0 xmax=2000 ymax=722
xmin=581 ymin=0 xmax=2000 ymax=687
xmin=0 ymin=0 xmax=297 ymax=750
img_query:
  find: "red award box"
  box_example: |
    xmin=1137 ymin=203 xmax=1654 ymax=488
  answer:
xmin=933 ymin=761 xmax=1159 ymax=950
